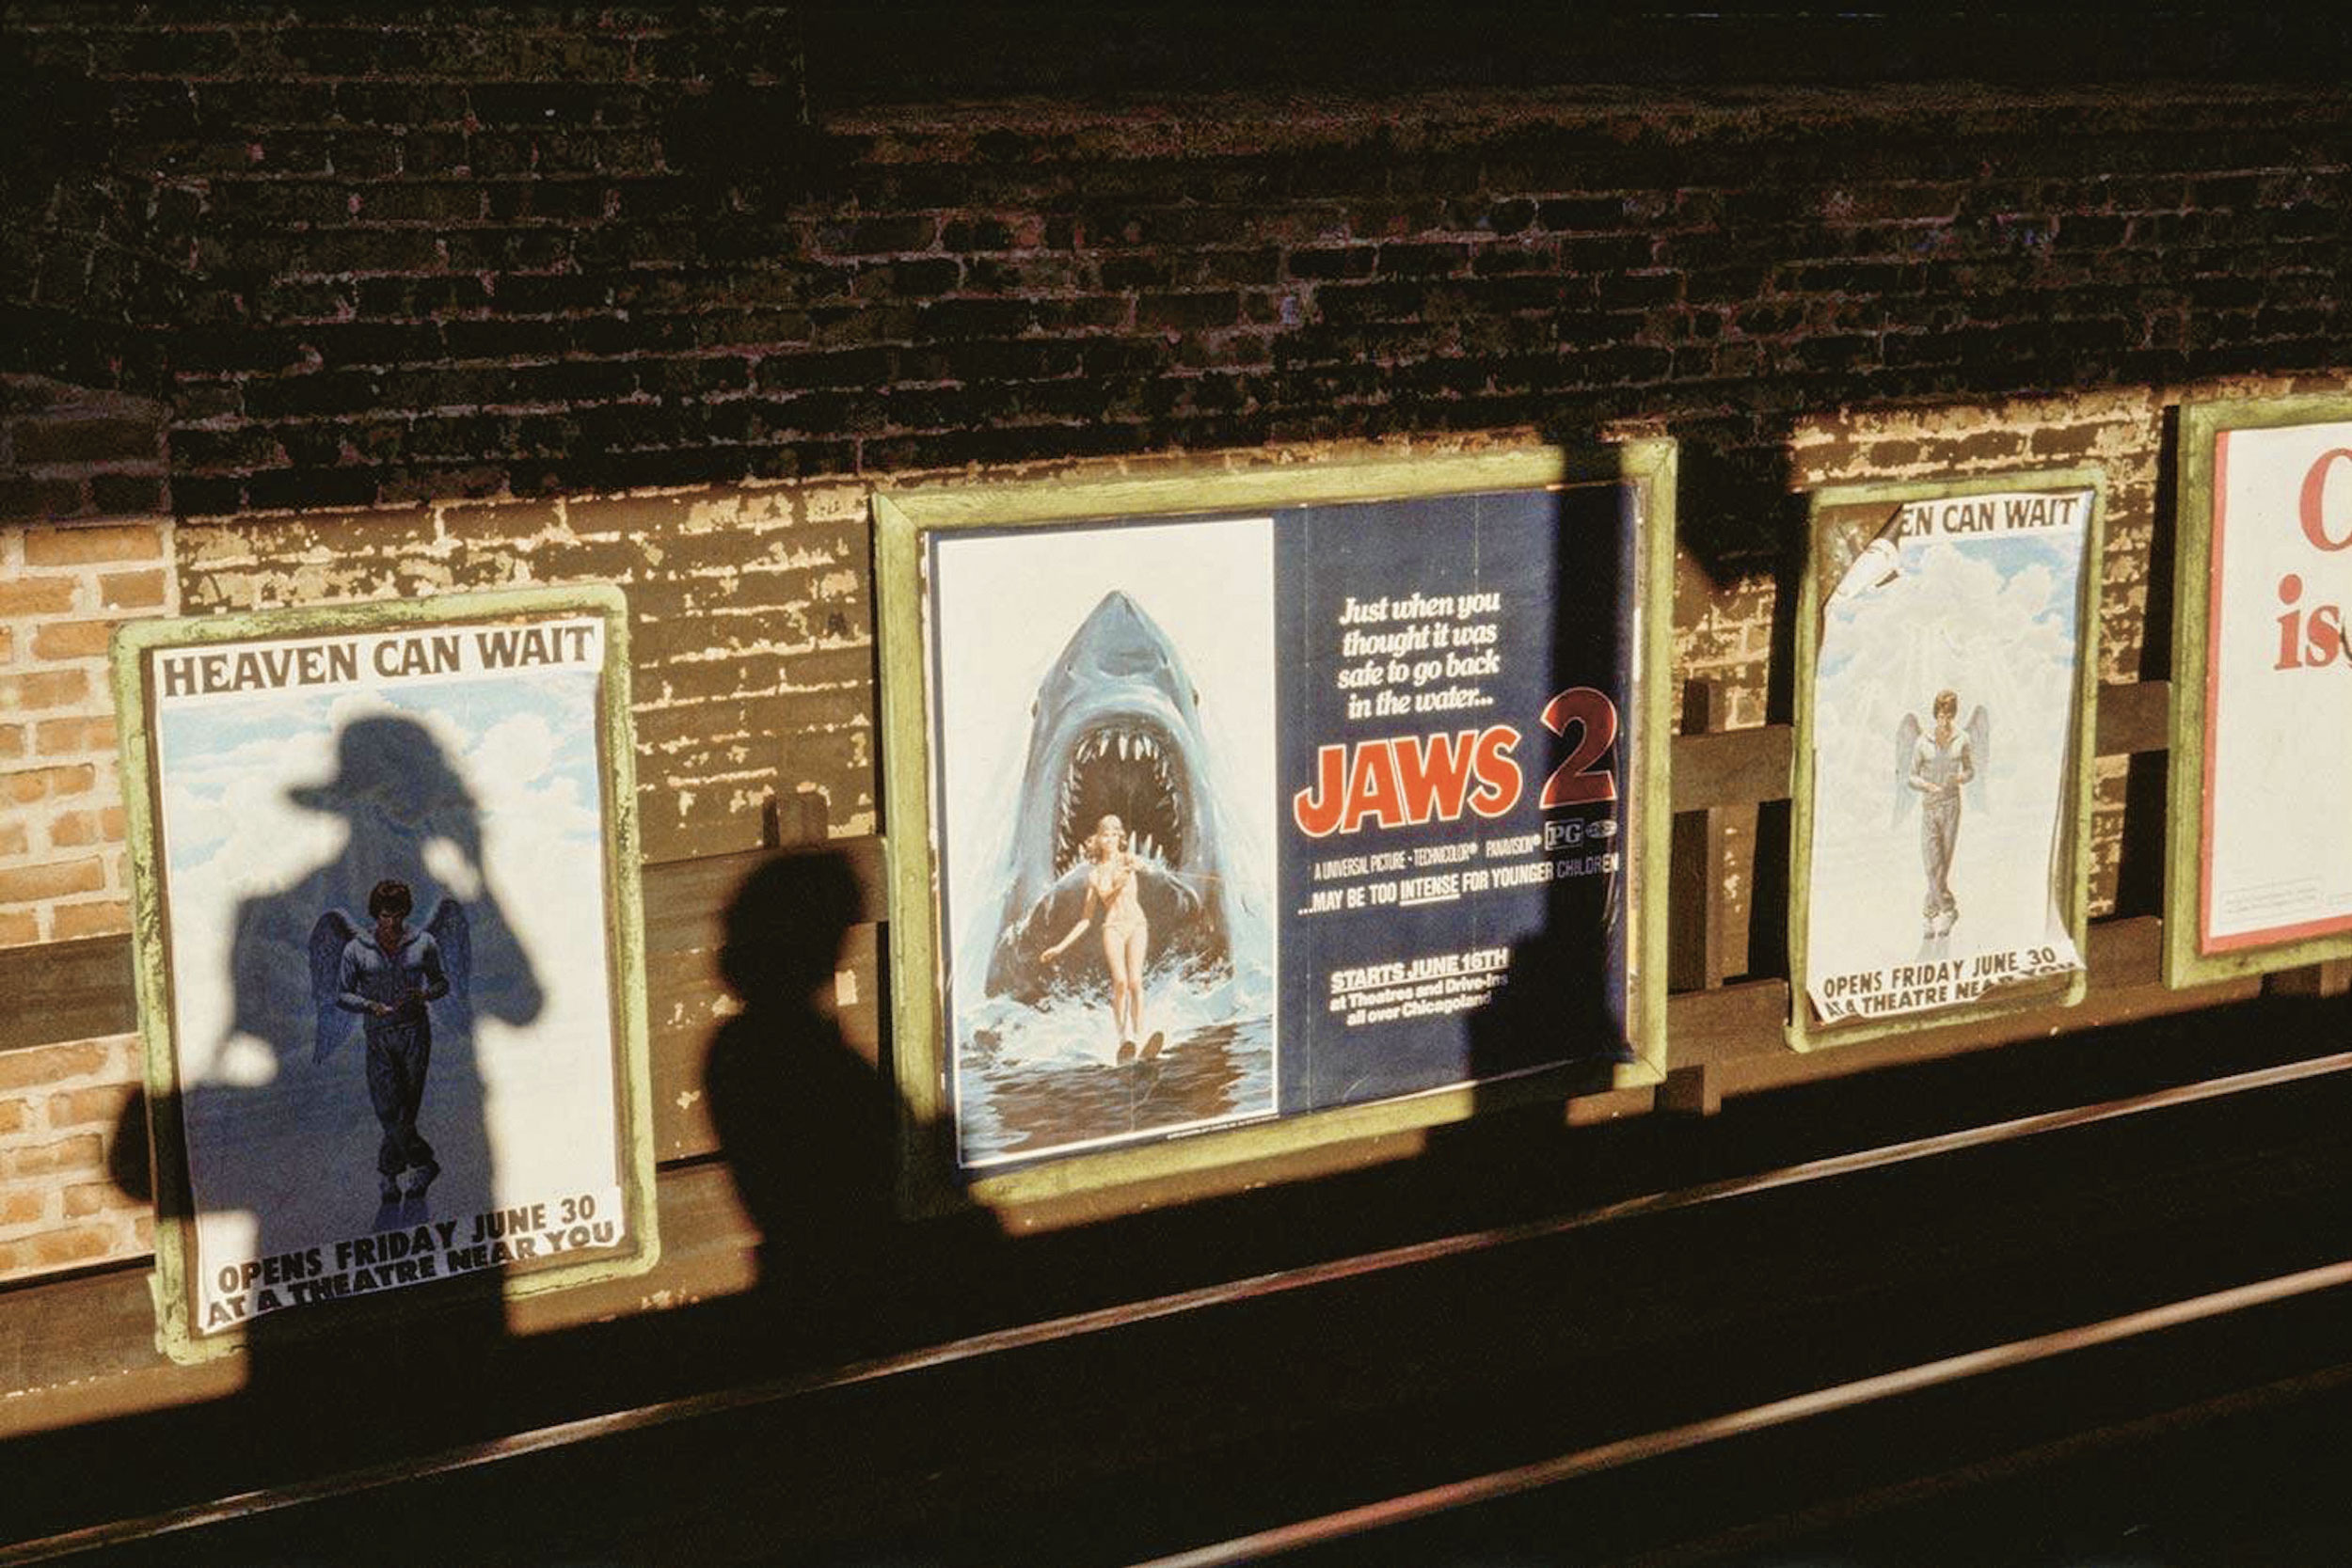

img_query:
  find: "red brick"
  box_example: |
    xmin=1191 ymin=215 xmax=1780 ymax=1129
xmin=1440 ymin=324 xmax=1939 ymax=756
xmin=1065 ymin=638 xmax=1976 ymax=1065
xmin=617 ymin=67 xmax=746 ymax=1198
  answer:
xmin=1 ymin=1189 xmax=49 ymax=1227
xmin=0 ymin=857 xmax=104 ymax=905
xmin=0 ymin=1097 xmax=28 ymax=1133
xmin=0 ymin=912 xmax=38 ymax=947
xmin=32 ymin=716 xmax=118 ymax=756
xmin=0 ymin=670 xmax=90 ymax=712
xmin=29 ymin=619 xmax=125 ymax=661
xmin=46 ymin=1082 xmax=136 ymax=1131
xmin=10 ymin=416 xmax=164 ymax=468
xmin=48 ymin=803 xmax=125 ymax=847
xmin=2 ymin=765 xmax=97 ymax=804
xmin=89 ymin=474 xmax=168 ymax=518
xmin=62 ymin=1181 xmax=135 ymax=1219
xmin=0 ymin=726 xmax=24 ymax=762
xmin=21 ymin=525 xmax=164 ymax=568
xmin=50 ymin=900 xmax=131 ymax=940
xmin=0 ymin=822 xmax=25 ymax=857
xmin=0 ymin=478 xmax=85 ymax=521
xmin=0 ymin=1224 xmax=117 ymax=1278
xmin=98 ymin=571 xmax=167 ymax=610
xmin=5 ymin=1133 xmax=104 ymax=1179
xmin=0 ymin=1040 xmax=109 ymax=1092
xmin=0 ymin=577 xmax=80 ymax=618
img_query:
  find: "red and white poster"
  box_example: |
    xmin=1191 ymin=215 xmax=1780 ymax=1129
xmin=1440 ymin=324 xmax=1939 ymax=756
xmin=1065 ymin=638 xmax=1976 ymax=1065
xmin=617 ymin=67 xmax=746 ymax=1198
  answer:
xmin=2200 ymin=420 xmax=2352 ymax=952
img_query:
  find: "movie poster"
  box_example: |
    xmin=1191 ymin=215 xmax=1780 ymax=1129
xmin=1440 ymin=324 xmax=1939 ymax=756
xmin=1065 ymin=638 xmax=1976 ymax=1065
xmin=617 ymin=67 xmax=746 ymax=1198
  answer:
xmin=2197 ymin=416 xmax=2352 ymax=954
xmin=930 ymin=516 xmax=1281 ymax=1167
xmin=1800 ymin=483 xmax=2097 ymax=1033
xmin=922 ymin=481 xmax=1645 ymax=1173
xmin=118 ymin=590 xmax=654 ymax=1353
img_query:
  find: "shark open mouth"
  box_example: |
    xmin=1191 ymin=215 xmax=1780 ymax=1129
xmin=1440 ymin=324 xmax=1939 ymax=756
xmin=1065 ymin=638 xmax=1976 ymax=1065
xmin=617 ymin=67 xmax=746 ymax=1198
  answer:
xmin=1054 ymin=718 xmax=1188 ymax=876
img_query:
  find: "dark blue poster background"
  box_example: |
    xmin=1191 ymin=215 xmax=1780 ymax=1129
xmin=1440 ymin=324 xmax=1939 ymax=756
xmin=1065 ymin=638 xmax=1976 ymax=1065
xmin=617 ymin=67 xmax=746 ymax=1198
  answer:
xmin=1272 ymin=483 xmax=1636 ymax=1113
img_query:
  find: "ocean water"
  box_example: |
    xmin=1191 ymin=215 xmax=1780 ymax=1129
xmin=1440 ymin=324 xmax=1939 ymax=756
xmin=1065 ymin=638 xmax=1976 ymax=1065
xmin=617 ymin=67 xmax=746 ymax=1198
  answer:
xmin=954 ymin=958 xmax=1276 ymax=1168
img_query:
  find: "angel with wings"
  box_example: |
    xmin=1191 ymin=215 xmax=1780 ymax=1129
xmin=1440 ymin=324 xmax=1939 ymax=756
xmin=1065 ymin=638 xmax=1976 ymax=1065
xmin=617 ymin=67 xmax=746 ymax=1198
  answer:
xmin=1895 ymin=689 xmax=1990 ymax=940
xmin=310 ymin=879 xmax=469 ymax=1203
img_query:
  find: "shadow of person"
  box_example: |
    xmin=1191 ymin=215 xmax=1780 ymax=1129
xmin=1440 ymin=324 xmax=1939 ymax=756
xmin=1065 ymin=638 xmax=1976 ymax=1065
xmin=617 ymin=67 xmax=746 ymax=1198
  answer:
xmin=1459 ymin=473 xmax=1641 ymax=1100
xmin=116 ymin=713 xmax=547 ymax=1473
xmin=703 ymin=849 xmax=918 ymax=1367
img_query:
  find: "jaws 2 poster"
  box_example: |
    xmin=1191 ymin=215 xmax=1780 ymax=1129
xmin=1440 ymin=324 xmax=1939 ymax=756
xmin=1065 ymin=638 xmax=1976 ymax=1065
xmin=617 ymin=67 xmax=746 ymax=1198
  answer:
xmin=925 ymin=483 xmax=1640 ymax=1172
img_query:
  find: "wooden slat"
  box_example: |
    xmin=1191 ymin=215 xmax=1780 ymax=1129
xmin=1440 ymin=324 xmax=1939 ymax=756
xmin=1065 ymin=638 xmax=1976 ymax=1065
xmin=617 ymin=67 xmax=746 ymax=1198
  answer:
xmin=0 ymin=1160 xmax=761 ymax=1440
xmin=0 ymin=684 xmax=2182 ymax=1062
xmin=1666 ymin=917 xmax=2266 ymax=1096
xmin=1662 ymin=678 xmax=2173 ymax=824
xmin=1668 ymin=681 xmax=1734 ymax=992
xmin=0 ymin=935 xmax=136 ymax=1052
xmin=0 ymin=840 xmax=885 ymax=1037
xmin=2094 ymin=678 xmax=2171 ymax=756
xmin=1670 ymin=724 xmax=1791 ymax=813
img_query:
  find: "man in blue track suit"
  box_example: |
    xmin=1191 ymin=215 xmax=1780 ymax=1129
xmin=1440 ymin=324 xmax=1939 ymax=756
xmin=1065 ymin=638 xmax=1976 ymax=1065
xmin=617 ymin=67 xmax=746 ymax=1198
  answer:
xmin=336 ymin=879 xmax=451 ymax=1202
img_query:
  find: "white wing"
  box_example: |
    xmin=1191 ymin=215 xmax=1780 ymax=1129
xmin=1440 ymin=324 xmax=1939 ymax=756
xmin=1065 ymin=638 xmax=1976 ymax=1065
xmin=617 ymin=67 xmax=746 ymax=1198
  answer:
xmin=1891 ymin=713 xmax=1922 ymax=828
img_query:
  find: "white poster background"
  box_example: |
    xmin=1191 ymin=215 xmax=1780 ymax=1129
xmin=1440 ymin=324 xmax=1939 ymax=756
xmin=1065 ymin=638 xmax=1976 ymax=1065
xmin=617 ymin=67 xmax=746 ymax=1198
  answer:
xmin=928 ymin=515 xmax=1279 ymax=1164
xmin=151 ymin=619 xmax=626 ymax=1331
xmin=1804 ymin=491 xmax=2092 ymax=1025
xmin=2203 ymin=420 xmax=2352 ymax=948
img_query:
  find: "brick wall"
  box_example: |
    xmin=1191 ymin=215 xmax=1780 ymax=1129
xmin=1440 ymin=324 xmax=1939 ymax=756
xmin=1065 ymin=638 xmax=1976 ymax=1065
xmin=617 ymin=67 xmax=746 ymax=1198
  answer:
xmin=0 ymin=518 xmax=177 ymax=947
xmin=176 ymin=478 xmax=878 ymax=862
xmin=2 ymin=375 xmax=173 ymax=524
xmin=0 ymin=1033 xmax=149 ymax=1279
xmin=3 ymin=8 xmax=2344 ymax=524
xmin=1 ymin=8 xmax=2349 ymax=1286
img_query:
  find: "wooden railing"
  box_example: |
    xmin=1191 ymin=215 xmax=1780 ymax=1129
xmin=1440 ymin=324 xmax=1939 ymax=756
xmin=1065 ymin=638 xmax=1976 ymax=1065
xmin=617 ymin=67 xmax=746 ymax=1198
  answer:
xmin=1 ymin=676 xmax=2344 ymax=1435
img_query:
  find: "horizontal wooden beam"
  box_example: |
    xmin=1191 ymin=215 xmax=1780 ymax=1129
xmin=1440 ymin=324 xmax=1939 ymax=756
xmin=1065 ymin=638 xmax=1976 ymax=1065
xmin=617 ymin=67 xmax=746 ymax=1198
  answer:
xmin=1664 ymin=915 xmax=2264 ymax=1093
xmin=0 ymin=1159 xmax=761 ymax=1440
xmin=1669 ymin=723 xmax=1789 ymax=812
xmin=0 ymin=935 xmax=135 ymax=1054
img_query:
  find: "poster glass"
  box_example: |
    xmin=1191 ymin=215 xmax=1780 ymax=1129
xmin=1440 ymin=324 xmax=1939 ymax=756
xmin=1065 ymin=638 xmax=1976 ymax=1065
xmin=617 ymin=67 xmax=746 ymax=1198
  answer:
xmin=877 ymin=448 xmax=1673 ymax=1206
xmin=114 ymin=587 xmax=657 ymax=1359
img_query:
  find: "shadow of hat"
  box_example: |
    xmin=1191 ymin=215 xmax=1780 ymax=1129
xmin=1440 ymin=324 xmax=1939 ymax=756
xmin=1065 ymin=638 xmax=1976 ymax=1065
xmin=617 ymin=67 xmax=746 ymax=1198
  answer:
xmin=287 ymin=715 xmax=475 ymax=819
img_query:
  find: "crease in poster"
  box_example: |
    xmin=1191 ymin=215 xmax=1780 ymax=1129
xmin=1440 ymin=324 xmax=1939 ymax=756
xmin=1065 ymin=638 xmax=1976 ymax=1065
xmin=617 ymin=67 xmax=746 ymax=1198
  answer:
xmin=139 ymin=610 xmax=641 ymax=1336
xmin=2201 ymin=420 xmax=2352 ymax=951
xmin=1804 ymin=489 xmax=2091 ymax=1025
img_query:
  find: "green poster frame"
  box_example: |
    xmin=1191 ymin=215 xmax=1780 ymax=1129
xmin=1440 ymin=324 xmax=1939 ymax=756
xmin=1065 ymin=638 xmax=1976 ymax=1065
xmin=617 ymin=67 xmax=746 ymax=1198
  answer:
xmin=2164 ymin=391 xmax=2352 ymax=988
xmin=873 ymin=444 xmax=1677 ymax=1216
xmin=113 ymin=585 xmax=659 ymax=1364
xmin=1788 ymin=467 xmax=2106 ymax=1052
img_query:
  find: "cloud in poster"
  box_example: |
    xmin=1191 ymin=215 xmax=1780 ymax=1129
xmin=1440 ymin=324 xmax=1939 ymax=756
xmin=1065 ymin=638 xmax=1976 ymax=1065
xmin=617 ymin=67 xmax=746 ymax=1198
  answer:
xmin=1814 ymin=533 xmax=2082 ymax=812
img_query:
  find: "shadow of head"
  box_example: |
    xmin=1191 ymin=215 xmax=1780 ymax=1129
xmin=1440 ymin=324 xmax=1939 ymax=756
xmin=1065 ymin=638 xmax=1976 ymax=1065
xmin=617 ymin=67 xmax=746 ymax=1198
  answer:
xmin=720 ymin=849 xmax=866 ymax=1011
xmin=282 ymin=711 xmax=544 ymax=1031
xmin=290 ymin=713 xmax=479 ymax=835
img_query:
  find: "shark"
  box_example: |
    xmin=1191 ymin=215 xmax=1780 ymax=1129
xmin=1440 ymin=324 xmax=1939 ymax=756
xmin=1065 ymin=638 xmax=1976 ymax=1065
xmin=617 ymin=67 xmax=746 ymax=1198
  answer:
xmin=980 ymin=590 xmax=1237 ymax=1003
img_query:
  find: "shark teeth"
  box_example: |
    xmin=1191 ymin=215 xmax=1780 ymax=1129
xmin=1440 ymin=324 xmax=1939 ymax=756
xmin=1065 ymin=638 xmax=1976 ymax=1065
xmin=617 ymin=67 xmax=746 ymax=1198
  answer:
xmin=1053 ymin=718 xmax=1188 ymax=876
